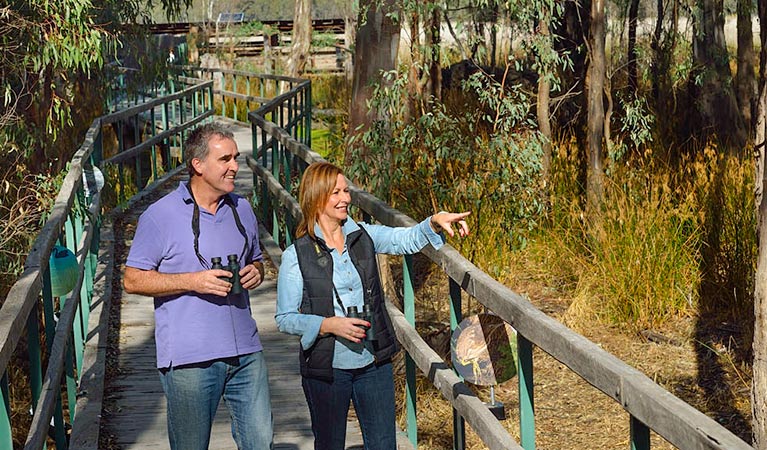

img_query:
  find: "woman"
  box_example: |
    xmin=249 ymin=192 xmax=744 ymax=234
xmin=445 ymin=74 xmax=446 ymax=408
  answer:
xmin=275 ymin=162 xmax=469 ymax=450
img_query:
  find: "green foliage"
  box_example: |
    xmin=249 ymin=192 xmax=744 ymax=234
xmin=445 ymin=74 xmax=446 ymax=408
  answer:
xmin=2 ymin=0 xmax=106 ymax=141
xmin=347 ymin=65 xmax=545 ymax=251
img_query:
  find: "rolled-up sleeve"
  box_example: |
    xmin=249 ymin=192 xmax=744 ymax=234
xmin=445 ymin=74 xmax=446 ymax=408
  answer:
xmin=275 ymin=245 xmax=324 ymax=349
xmin=361 ymin=216 xmax=444 ymax=255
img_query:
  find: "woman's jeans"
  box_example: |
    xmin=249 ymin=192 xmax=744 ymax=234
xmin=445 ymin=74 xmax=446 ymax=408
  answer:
xmin=158 ymin=351 xmax=273 ymax=450
xmin=302 ymin=361 xmax=396 ymax=450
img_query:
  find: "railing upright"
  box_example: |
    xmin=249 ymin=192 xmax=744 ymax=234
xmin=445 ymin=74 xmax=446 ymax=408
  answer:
xmin=403 ymin=254 xmax=418 ymax=448
xmin=631 ymin=417 xmax=651 ymax=450
xmin=449 ymin=278 xmax=466 ymax=450
xmin=0 ymin=375 xmax=11 ymax=448
xmin=518 ymin=335 xmax=535 ymax=449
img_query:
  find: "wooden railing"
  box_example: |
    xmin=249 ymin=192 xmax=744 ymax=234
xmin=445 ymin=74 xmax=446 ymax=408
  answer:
xmin=0 ymin=75 xmax=213 ymax=449
xmin=247 ymin=82 xmax=753 ymax=450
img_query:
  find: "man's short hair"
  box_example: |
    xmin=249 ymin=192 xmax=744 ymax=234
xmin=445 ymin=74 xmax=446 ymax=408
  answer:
xmin=185 ymin=123 xmax=236 ymax=175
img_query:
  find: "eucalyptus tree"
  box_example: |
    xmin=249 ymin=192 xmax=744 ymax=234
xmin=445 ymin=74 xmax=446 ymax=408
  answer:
xmin=691 ymin=0 xmax=746 ymax=148
xmin=586 ymin=0 xmax=606 ymax=222
xmin=346 ymin=0 xmax=402 ymax=161
xmin=1 ymin=0 xmax=190 ymax=173
xmin=287 ymin=0 xmax=311 ymax=77
xmin=752 ymin=0 xmax=767 ymax=445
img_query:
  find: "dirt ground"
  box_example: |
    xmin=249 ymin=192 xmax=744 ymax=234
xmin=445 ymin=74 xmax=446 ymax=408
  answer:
xmin=387 ymin=253 xmax=752 ymax=450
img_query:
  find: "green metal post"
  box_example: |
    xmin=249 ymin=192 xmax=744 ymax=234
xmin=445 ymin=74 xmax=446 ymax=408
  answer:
xmin=65 ymin=338 xmax=77 ymax=422
xmin=403 ymin=254 xmax=417 ymax=448
xmin=42 ymin=268 xmax=68 ymax=449
xmin=163 ymin=102 xmax=171 ymax=170
xmin=271 ymin=135 xmax=279 ymax=242
xmin=151 ymin=106 xmax=158 ymax=180
xmin=0 ymin=373 xmax=12 ymax=449
xmin=630 ymin=416 xmax=651 ymax=450
xmin=65 ymin=215 xmax=85 ymax=375
xmin=222 ymin=75 xmax=228 ymax=119
xmin=518 ymin=334 xmax=535 ymax=449
xmin=449 ymin=279 xmax=465 ymax=450
xmin=134 ymin=115 xmax=142 ymax=190
xmin=233 ymin=75 xmax=238 ymax=121
xmin=246 ymin=76 xmax=251 ymax=112
xmin=27 ymin=303 xmax=43 ymax=409
xmin=305 ymin=84 xmax=312 ymax=147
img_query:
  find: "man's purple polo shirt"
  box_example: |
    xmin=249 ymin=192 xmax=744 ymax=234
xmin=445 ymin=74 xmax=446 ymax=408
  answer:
xmin=126 ymin=182 xmax=264 ymax=369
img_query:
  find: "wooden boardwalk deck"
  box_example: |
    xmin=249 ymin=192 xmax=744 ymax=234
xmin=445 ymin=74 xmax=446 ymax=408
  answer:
xmin=88 ymin=120 xmax=386 ymax=449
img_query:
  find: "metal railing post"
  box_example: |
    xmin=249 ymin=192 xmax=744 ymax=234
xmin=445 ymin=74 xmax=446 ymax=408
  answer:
xmin=518 ymin=334 xmax=535 ymax=449
xmin=403 ymin=254 xmax=417 ymax=448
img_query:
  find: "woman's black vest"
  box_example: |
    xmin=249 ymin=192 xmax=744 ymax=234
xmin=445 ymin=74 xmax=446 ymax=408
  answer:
xmin=294 ymin=225 xmax=399 ymax=381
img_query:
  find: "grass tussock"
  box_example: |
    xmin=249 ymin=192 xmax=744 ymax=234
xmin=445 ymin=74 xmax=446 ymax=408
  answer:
xmin=502 ymin=146 xmax=756 ymax=334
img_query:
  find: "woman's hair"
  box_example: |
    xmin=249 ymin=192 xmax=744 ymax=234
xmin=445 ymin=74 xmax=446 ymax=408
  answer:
xmin=185 ymin=123 xmax=235 ymax=176
xmin=296 ymin=162 xmax=344 ymax=239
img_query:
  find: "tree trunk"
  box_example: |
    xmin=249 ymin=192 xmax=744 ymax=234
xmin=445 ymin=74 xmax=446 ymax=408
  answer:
xmin=426 ymin=4 xmax=442 ymax=101
xmin=344 ymin=15 xmax=356 ymax=81
xmin=536 ymin=16 xmax=553 ymax=186
xmin=691 ymin=0 xmax=747 ymax=148
xmin=586 ymin=0 xmax=606 ymax=222
xmin=345 ymin=0 xmax=401 ymax=162
xmin=736 ymin=0 xmax=756 ymax=133
xmin=754 ymin=93 xmax=767 ymax=447
xmin=627 ymin=0 xmax=640 ymax=90
xmin=752 ymin=1 xmax=767 ymax=446
xmin=650 ymin=0 xmax=664 ymax=102
xmin=287 ymin=0 xmax=312 ymax=77
xmin=407 ymin=10 xmax=422 ymax=123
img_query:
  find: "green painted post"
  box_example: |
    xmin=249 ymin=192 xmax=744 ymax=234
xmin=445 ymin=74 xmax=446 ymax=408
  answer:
xmin=163 ymin=102 xmax=171 ymax=170
xmin=283 ymin=149 xmax=292 ymax=246
xmin=27 ymin=303 xmax=43 ymax=409
xmin=518 ymin=334 xmax=535 ymax=449
xmin=65 ymin=215 xmax=85 ymax=375
xmin=304 ymin=82 xmax=312 ymax=146
xmin=134 ymin=115 xmax=142 ymax=190
xmin=246 ymin=76 xmax=251 ymax=112
xmin=449 ymin=278 xmax=466 ymax=450
xmin=151 ymin=106 xmax=158 ymax=180
xmin=42 ymin=268 xmax=68 ymax=449
xmin=271 ymin=135 xmax=279 ymax=242
xmin=630 ymin=416 xmax=651 ymax=450
xmin=259 ymin=127 xmax=269 ymax=226
xmin=222 ymin=76 xmax=228 ymax=119
xmin=0 ymin=373 xmax=12 ymax=449
xmin=403 ymin=254 xmax=417 ymax=448
xmin=65 ymin=339 xmax=77 ymax=422
xmin=233 ymin=75 xmax=238 ymax=121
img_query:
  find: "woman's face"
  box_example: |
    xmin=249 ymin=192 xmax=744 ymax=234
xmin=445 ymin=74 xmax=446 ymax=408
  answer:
xmin=320 ymin=174 xmax=351 ymax=223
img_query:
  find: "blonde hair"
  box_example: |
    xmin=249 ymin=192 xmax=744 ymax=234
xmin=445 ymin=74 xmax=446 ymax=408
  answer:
xmin=296 ymin=162 xmax=344 ymax=239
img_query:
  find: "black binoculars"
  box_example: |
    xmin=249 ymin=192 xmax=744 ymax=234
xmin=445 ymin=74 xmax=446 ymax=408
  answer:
xmin=211 ymin=254 xmax=242 ymax=295
xmin=347 ymin=305 xmax=376 ymax=341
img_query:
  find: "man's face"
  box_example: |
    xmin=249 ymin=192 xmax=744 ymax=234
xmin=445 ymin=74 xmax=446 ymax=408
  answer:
xmin=193 ymin=135 xmax=239 ymax=196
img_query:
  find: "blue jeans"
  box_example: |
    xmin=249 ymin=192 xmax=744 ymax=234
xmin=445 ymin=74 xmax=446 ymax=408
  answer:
xmin=158 ymin=352 xmax=273 ymax=450
xmin=301 ymin=361 xmax=396 ymax=450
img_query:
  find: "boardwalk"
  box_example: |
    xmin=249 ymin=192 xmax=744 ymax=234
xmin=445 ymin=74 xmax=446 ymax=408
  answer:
xmin=96 ymin=119 xmax=383 ymax=449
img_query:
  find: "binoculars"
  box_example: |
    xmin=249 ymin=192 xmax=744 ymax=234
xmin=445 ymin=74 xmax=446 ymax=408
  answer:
xmin=347 ymin=305 xmax=376 ymax=341
xmin=211 ymin=254 xmax=242 ymax=295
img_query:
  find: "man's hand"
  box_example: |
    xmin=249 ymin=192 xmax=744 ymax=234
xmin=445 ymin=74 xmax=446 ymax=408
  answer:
xmin=239 ymin=261 xmax=264 ymax=290
xmin=124 ymin=266 xmax=232 ymax=297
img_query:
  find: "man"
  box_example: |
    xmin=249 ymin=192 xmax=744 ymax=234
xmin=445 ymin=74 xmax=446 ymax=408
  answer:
xmin=124 ymin=123 xmax=273 ymax=450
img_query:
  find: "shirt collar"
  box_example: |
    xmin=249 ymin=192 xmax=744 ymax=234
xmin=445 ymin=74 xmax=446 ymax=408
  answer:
xmin=179 ymin=181 xmax=228 ymax=210
xmin=313 ymin=219 xmax=360 ymax=243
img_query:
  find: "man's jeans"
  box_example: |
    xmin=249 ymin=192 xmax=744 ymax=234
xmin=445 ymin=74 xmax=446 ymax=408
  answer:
xmin=159 ymin=351 xmax=273 ymax=450
xmin=301 ymin=361 xmax=396 ymax=450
